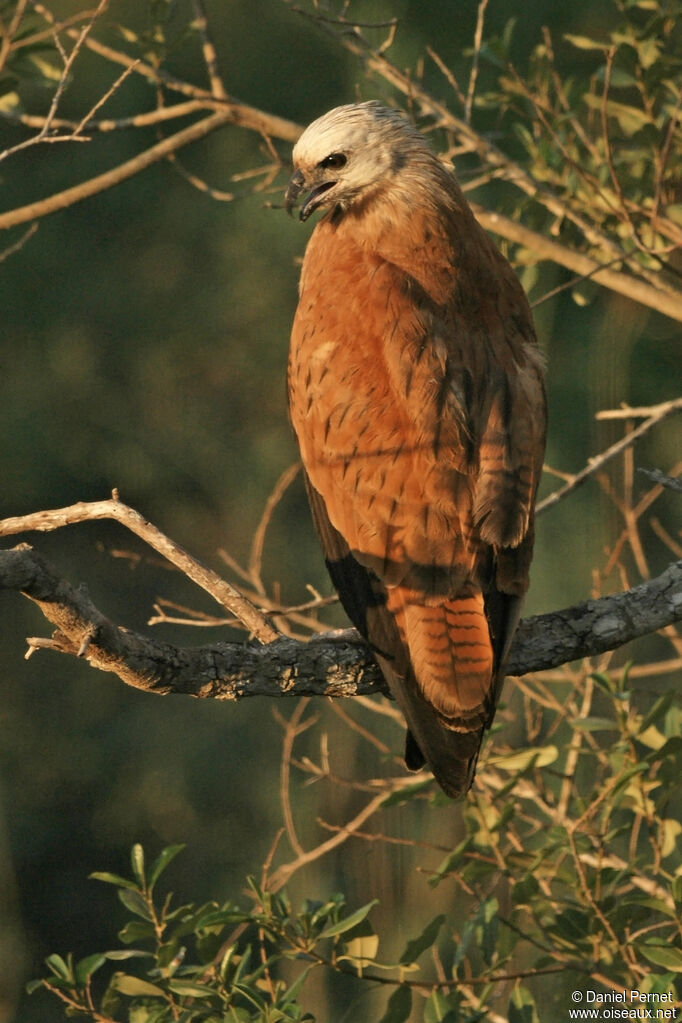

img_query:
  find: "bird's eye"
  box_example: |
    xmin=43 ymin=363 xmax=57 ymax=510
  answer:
xmin=318 ymin=152 xmax=347 ymax=170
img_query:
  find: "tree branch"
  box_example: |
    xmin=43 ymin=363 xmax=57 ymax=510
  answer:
xmin=472 ymin=207 xmax=682 ymax=326
xmin=1 ymin=544 xmax=679 ymax=700
xmin=0 ymin=495 xmax=279 ymax=643
xmin=537 ymin=397 xmax=682 ymax=514
xmin=0 ymin=103 xmax=299 ymax=232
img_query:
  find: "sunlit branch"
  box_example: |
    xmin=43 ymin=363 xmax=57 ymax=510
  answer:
xmin=0 ymin=495 xmax=278 ymax=643
xmin=0 ymin=539 xmax=679 ymax=700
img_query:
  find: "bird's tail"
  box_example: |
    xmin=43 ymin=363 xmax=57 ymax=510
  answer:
xmin=379 ymin=586 xmax=496 ymax=797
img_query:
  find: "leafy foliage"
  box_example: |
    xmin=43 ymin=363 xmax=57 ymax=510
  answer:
xmin=30 ymin=664 xmax=682 ymax=1020
xmin=489 ymin=0 xmax=682 ymax=269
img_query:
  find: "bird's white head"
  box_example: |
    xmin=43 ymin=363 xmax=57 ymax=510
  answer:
xmin=285 ymin=101 xmax=427 ymax=221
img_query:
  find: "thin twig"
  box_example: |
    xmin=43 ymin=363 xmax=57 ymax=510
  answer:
xmin=249 ymin=463 xmax=300 ymax=594
xmin=465 ymin=0 xmax=489 ymax=125
xmin=0 ymin=222 xmax=38 ymax=263
xmin=0 ymin=0 xmax=111 ymax=162
xmin=0 ymin=0 xmax=29 ymax=75
xmin=266 ymin=787 xmax=394 ymax=892
xmin=164 ymin=152 xmax=235 ymax=201
xmin=192 ymin=0 xmax=228 ymax=100
xmin=0 ymin=109 xmax=240 ymax=229
xmin=537 ymin=398 xmax=682 ymax=515
xmin=275 ymin=700 xmax=315 ymax=857
xmin=0 ymin=494 xmax=279 ymax=643
xmin=71 ymin=58 xmax=141 ymax=137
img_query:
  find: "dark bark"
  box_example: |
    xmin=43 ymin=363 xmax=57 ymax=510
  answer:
xmin=1 ymin=544 xmax=680 ymax=700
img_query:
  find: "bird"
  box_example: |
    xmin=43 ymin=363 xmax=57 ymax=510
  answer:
xmin=285 ymin=101 xmax=546 ymax=798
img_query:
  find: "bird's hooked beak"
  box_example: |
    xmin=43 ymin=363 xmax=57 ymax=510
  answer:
xmin=285 ymin=168 xmax=336 ymax=222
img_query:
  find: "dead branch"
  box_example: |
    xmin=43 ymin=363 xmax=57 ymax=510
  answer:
xmin=0 ymin=104 xmax=298 ymax=232
xmin=0 ymin=543 xmax=679 ymax=699
xmin=537 ymin=398 xmax=682 ymax=514
xmin=0 ymin=495 xmax=278 ymax=643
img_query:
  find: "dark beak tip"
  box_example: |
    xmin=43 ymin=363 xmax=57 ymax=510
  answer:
xmin=285 ymin=170 xmax=305 ymax=218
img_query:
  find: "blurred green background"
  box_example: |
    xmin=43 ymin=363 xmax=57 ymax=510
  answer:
xmin=0 ymin=1 xmax=679 ymax=1020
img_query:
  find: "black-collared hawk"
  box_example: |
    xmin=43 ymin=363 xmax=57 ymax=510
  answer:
xmin=285 ymin=102 xmax=546 ymax=798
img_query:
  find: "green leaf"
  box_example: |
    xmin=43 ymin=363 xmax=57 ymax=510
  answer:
xmin=380 ymin=778 xmax=432 ymax=807
xmin=638 ymin=944 xmax=682 ymax=973
xmin=26 ymin=52 xmax=62 ymax=82
xmin=318 ymin=899 xmax=378 ymax=939
xmin=583 ymin=95 xmax=653 ymax=136
xmin=131 ymin=844 xmax=146 ymax=887
xmin=660 ymin=819 xmax=682 ymax=858
xmin=672 ymin=876 xmax=682 ymax=909
xmin=591 ymin=671 xmax=617 ymax=695
xmin=167 ymin=979 xmax=217 ymax=997
xmin=564 ymin=33 xmax=607 ymax=51
xmin=340 ymin=933 xmax=379 ymax=968
xmin=148 ymin=844 xmax=185 ymax=891
xmin=399 ymin=914 xmax=445 ymax=965
xmin=118 ymin=920 xmax=156 ymax=945
xmin=511 ymin=875 xmax=539 ymax=905
xmin=45 ymin=953 xmax=73 ymax=981
xmin=509 ymin=985 xmax=540 ymax=1023
xmin=105 ymin=947 xmax=153 ymax=958
xmin=424 ymin=989 xmax=459 ymax=1023
xmin=378 ymin=985 xmax=412 ymax=1023
xmin=223 ymin=1010 xmax=252 ymax=1022
xmin=429 ymin=838 xmax=473 ymax=887
xmin=75 ymin=953 xmax=107 ymax=986
xmin=90 ymin=870 xmax=139 ymax=891
xmin=574 ymin=717 xmax=618 ymax=732
xmin=119 ymin=887 xmax=153 ymax=920
xmin=475 ymin=897 xmax=499 ymax=965
xmin=25 ymin=978 xmax=46 ymax=995
xmin=278 ymin=964 xmax=315 ymax=1006
xmin=488 ymin=745 xmax=557 ymax=773
xmin=638 ymin=691 xmax=675 ymax=735
xmin=0 ymin=90 xmax=20 ymax=114
xmin=112 ymin=973 xmax=166 ymax=997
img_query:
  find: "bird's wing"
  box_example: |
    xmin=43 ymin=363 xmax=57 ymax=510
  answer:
xmin=303 ymin=470 xmax=485 ymax=795
xmin=289 ymin=219 xmax=545 ymax=796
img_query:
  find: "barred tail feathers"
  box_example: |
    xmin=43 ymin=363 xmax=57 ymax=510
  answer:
xmin=387 ymin=585 xmax=494 ymax=727
xmin=377 ymin=585 xmax=495 ymax=797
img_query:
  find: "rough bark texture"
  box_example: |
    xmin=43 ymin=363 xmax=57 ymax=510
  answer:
xmin=1 ymin=544 xmax=680 ymax=700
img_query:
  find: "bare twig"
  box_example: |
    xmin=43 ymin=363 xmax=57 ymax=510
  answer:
xmin=192 ymin=0 xmax=228 ymax=100
xmin=0 ymin=97 xmax=300 ymax=231
xmin=275 ymin=700 xmax=316 ymax=857
xmin=537 ymin=398 xmax=682 ymax=515
xmin=0 ymin=0 xmax=29 ymax=75
xmin=266 ymin=787 xmax=394 ymax=892
xmin=0 ymin=222 xmax=39 ymax=263
xmin=0 ymin=109 xmax=235 ymax=229
xmin=249 ymin=463 xmax=300 ymax=594
xmin=1 ymin=99 xmax=222 ymax=134
xmin=465 ymin=0 xmax=489 ymax=125
xmin=0 ymin=496 xmax=278 ymax=643
xmin=0 ymin=0 xmax=112 ymax=163
xmin=164 ymin=152 xmax=235 ymax=201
